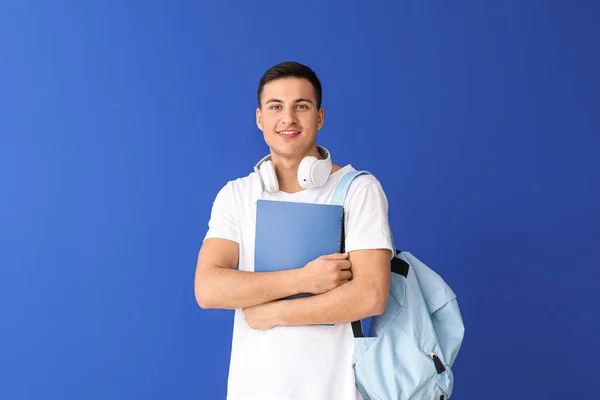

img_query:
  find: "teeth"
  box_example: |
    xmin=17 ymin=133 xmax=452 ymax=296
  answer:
xmin=279 ymin=131 xmax=299 ymax=135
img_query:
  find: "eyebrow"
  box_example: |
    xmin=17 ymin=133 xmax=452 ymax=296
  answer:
xmin=265 ymin=98 xmax=314 ymax=104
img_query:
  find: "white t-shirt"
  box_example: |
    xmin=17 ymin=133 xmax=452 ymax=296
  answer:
xmin=204 ymin=164 xmax=393 ymax=400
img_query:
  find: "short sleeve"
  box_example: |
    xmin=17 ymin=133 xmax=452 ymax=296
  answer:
xmin=203 ymin=181 xmax=240 ymax=243
xmin=343 ymin=180 xmax=394 ymax=258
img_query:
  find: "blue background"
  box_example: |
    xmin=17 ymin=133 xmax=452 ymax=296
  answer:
xmin=1 ymin=1 xmax=598 ymax=399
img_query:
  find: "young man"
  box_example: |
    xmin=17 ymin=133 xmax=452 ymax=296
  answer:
xmin=194 ymin=61 xmax=393 ymax=400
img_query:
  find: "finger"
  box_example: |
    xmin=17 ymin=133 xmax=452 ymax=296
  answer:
xmin=338 ymin=260 xmax=352 ymax=270
xmin=322 ymin=252 xmax=349 ymax=260
xmin=339 ymin=279 xmax=350 ymax=285
xmin=340 ymin=270 xmax=353 ymax=280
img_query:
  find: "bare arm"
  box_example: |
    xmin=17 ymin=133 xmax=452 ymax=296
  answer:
xmin=242 ymin=248 xmax=391 ymax=328
xmin=194 ymin=238 xmax=351 ymax=310
xmin=194 ymin=238 xmax=303 ymax=309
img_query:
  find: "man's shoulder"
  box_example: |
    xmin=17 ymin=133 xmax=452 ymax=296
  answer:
xmin=219 ymin=170 xmax=260 ymax=192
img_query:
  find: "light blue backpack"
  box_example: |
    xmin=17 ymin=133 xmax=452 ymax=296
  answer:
xmin=333 ymin=171 xmax=465 ymax=400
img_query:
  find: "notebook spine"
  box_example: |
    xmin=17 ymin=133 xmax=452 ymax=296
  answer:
xmin=339 ymin=208 xmax=345 ymax=253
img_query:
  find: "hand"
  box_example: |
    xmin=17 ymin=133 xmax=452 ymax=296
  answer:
xmin=242 ymin=301 xmax=281 ymax=330
xmin=299 ymin=252 xmax=352 ymax=295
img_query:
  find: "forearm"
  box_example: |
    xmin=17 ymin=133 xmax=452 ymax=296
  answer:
xmin=274 ymin=279 xmax=385 ymax=326
xmin=195 ymin=267 xmax=305 ymax=310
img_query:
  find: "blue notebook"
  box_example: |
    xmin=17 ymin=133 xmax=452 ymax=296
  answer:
xmin=254 ymin=199 xmax=345 ymax=298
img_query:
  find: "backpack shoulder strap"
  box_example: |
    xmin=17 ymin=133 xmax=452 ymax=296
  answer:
xmin=333 ymin=169 xmax=398 ymax=254
xmin=333 ymin=169 xmax=403 ymax=338
xmin=332 ymin=170 xmax=372 ymax=206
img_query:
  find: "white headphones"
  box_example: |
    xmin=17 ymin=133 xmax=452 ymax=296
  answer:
xmin=254 ymin=146 xmax=333 ymax=193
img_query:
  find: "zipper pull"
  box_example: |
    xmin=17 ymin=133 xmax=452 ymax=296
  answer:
xmin=430 ymin=351 xmax=446 ymax=374
xmin=439 ymin=392 xmax=445 ymax=400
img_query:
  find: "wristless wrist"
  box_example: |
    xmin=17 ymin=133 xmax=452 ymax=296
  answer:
xmin=292 ymin=266 xmax=310 ymax=295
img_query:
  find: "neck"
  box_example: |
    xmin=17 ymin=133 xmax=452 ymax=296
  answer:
xmin=271 ymin=146 xmax=323 ymax=193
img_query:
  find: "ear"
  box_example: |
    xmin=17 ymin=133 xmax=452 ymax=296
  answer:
xmin=317 ymin=107 xmax=325 ymax=130
xmin=256 ymin=107 xmax=263 ymax=131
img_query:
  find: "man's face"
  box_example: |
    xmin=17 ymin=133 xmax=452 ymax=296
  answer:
xmin=256 ymin=77 xmax=324 ymax=159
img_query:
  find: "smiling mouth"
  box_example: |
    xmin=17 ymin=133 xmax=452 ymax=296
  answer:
xmin=277 ymin=130 xmax=301 ymax=137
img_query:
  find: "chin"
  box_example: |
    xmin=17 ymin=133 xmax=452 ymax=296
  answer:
xmin=270 ymin=145 xmax=307 ymax=158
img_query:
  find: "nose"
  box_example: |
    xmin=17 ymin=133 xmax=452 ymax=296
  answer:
xmin=281 ymin=106 xmax=298 ymax=125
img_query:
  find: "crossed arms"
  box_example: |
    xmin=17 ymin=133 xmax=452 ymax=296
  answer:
xmin=194 ymin=238 xmax=391 ymax=329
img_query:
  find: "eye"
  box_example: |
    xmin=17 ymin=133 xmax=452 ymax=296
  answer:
xmin=296 ymin=103 xmax=309 ymax=110
xmin=269 ymin=104 xmax=281 ymax=110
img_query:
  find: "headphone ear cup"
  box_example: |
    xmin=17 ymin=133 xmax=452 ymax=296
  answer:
xmin=260 ymin=160 xmax=279 ymax=192
xmin=311 ymin=158 xmax=331 ymax=187
xmin=298 ymin=156 xmax=318 ymax=189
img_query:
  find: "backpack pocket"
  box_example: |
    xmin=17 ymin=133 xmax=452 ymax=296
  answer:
xmin=353 ymin=337 xmax=383 ymax=400
xmin=354 ymin=328 xmax=446 ymax=400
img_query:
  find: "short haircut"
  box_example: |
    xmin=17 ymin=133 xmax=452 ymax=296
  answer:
xmin=257 ymin=61 xmax=323 ymax=109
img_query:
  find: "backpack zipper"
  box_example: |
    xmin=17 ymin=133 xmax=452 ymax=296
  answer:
xmin=429 ymin=350 xmax=446 ymax=374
